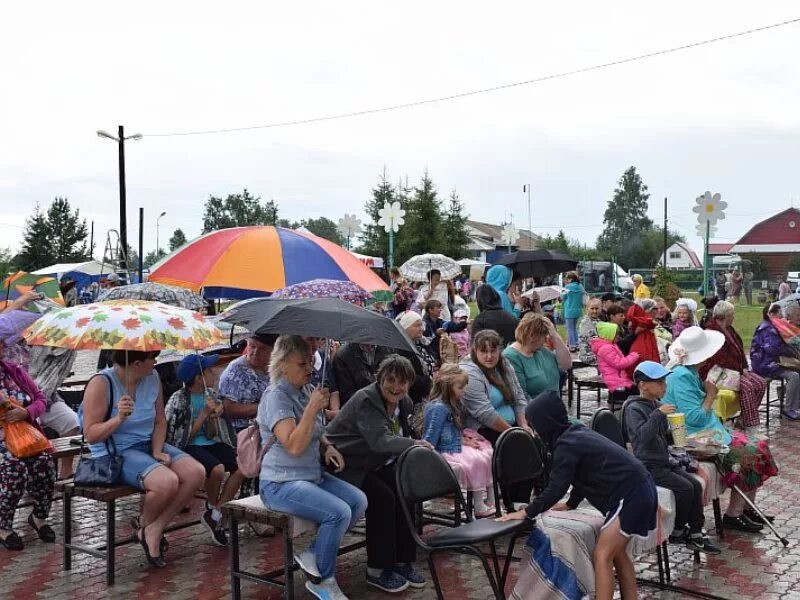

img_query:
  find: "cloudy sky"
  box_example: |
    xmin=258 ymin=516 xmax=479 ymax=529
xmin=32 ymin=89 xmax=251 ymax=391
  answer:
xmin=2 ymin=2 xmax=799 ymax=259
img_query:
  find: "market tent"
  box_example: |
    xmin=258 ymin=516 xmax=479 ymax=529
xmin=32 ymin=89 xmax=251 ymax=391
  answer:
xmin=32 ymin=260 xmax=115 ymax=278
xmin=350 ymin=251 xmax=384 ymax=269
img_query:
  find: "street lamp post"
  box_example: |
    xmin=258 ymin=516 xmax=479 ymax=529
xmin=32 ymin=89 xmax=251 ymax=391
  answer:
xmin=97 ymin=126 xmax=142 ymax=274
xmin=156 ymin=211 xmax=167 ymax=258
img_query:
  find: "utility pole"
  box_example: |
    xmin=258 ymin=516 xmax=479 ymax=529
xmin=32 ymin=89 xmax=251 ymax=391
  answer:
xmin=89 ymin=221 xmax=94 ymax=260
xmin=663 ymin=197 xmax=668 ymax=269
xmin=138 ymin=207 xmax=144 ymax=281
xmin=524 ymin=184 xmax=532 ymax=249
xmin=118 ymin=126 xmax=128 ymax=272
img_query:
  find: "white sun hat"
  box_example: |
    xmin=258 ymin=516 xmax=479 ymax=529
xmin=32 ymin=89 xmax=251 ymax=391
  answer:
xmin=667 ymin=326 xmax=725 ymax=367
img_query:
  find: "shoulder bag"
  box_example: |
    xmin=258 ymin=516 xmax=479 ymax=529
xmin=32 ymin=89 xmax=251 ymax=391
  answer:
xmin=73 ymin=374 xmax=124 ymax=487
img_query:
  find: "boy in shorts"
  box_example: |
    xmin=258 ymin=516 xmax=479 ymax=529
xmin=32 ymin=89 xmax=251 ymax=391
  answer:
xmin=166 ymin=354 xmax=243 ymax=545
xmin=498 ymin=390 xmax=657 ymax=600
xmin=624 ymin=361 xmax=721 ymax=553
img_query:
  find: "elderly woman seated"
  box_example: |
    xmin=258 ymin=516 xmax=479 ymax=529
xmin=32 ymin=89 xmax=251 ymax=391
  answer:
xmin=258 ymin=335 xmax=367 ymax=599
xmin=664 ymin=326 xmax=778 ymax=533
xmin=326 ymin=354 xmax=432 ymax=594
xmin=750 ymin=303 xmax=800 ymax=420
xmin=700 ymin=300 xmax=767 ymax=433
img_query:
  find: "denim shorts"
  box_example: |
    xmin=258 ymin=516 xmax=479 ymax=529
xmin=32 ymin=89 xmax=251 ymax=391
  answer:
xmin=118 ymin=441 xmax=190 ymax=490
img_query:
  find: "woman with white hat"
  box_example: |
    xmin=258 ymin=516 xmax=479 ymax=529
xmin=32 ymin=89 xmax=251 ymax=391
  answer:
xmin=662 ymin=326 xmax=778 ymax=533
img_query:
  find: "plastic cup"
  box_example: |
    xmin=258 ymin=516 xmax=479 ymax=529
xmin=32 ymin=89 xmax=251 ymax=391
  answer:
xmin=667 ymin=412 xmax=687 ymax=447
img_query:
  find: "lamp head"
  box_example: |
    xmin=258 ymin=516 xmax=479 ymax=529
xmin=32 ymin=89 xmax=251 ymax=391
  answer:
xmin=96 ymin=129 xmax=118 ymax=141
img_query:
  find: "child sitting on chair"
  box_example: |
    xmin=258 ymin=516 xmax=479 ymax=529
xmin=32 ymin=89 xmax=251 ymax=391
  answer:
xmin=497 ymin=390 xmax=658 ymax=600
xmin=623 ymin=361 xmax=721 ymax=554
xmin=422 ymin=364 xmax=495 ymax=517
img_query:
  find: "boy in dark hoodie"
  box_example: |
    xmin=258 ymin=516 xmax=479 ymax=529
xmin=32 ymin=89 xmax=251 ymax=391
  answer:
xmin=624 ymin=361 xmax=721 ymax=554
xmin=470 ymin=284 xmax=519 ymax=346
xmin=497 ymin=390 xmax=656 ymax=600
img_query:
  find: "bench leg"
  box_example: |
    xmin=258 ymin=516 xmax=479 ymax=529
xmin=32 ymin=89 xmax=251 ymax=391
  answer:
xmin=662 ymin=541 xmax=671 ymax=582
xmin=283 ymin=526 xmax=294 ymax=600
xmin=713 ymin=498 xmax=724 ymax=539
xmin=106 ymin=500 xmax=116 ymax=586
xmin=229 ymin=514 xmax=241 ymax=600
xmin=63 ymin=490 xmax=72 ymax=571
xmin=765 ymin=383 xmax=771 ymax=428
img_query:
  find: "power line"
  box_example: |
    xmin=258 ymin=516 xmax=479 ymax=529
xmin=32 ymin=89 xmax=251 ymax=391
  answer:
xmin=144 ymin=17 xmax=799 ymax=138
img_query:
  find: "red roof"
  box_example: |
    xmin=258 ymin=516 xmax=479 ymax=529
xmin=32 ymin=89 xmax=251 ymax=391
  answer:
xmin=735 ymin=208 xmax=800 ymax=245
xmin=672 ymin=241 xmax=702 ymax=267
xmin=708 ymin=243 xmax=734 ymax=255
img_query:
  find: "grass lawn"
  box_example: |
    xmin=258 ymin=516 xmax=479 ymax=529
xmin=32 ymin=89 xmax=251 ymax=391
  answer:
xmin=468 ymin=296 xmax=766 ymax=353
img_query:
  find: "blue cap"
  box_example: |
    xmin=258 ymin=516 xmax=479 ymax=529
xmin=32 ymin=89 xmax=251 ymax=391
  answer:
xmin=176 ymin=354 xmax=220 ymax=385
xmin=633 ymin=361 xmax=671 ymax=382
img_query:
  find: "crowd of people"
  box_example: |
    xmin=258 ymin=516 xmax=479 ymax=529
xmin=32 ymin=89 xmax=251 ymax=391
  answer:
xmin=0 ymin=264 xmax=794 ymax=600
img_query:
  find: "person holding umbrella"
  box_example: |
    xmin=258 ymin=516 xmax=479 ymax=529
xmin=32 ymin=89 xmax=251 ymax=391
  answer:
xmin=415 ymin=269 xmax=452 ymax=321
xmin=81 ymin=350 xmax=206 ymax=568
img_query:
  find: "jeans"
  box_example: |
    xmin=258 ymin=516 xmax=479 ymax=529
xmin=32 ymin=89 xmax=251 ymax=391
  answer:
xmin=565 ymin=317 xmax=579 ymax=348
xmin=261 ymin=473 xmax=367 ymax=579
xmin=650 ymin=465 xmax=704 ymax=534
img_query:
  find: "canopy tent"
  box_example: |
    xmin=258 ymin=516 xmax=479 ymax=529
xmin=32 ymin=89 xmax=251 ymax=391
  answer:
xmin=31 ymin=260 xmax=117 ymax=292
xmin=456 ymin=258 xmax=489 ymax=266
xmin=350 ymin=251 xmax=384 ymax=269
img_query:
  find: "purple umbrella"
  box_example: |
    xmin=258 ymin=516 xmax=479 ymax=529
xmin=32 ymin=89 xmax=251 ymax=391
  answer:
xmin=270 ymin=279 xmax=371 ymax=306
xmin=0 ymin=309 xmax=41 ymax=346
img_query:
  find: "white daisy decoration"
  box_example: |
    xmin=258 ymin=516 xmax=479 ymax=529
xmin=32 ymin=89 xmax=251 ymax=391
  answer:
xmin=695 ymin=222 xmax=717 ymax=238
xmin=378 ymin=201 xmax=406 ymax=233
xmin=501 ymin=222 xmax=519 ymax=246
xmin=693 ymin=191 xmax=727 ymax=225
xmin=337 ymin=214 xmax=362 ymax=238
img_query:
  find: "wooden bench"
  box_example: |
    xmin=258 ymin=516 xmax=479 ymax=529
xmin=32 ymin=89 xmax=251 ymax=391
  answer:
xmin=762 ymin=376 xmax=786 ymax=429
xmin=56 ymin=480 xmax=200 ymax=586
xmin=574 ymin=374 xmax=606 ymax=418
xmin=223 ymin=495 xmax=366 ymax=600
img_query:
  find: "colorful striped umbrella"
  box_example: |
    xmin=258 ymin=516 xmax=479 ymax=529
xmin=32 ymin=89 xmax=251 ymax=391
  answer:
xmin=148 ymin=227 xmax=390 ymax=300
xmin=1 ymin=271 xmax=65 ymax=312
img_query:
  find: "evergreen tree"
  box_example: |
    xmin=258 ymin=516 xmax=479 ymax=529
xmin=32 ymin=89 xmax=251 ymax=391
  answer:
xmin=357 ymin=168 xmax=395 ymax=267
xmin=440 ymin=189 xmax=470 ymax=259
xmin=396 ymin=170 xmax=444 ymax=264
xmin=301 ymin=217 xmax=344 ymax=245
xmin=143 ymin=249 xmax=167 ymax=269
xmin=201 ymin=189 xmax=279 ymax=233
xmin=46 ymin=197 xmax=89 ymax=262
xmin=168 ymin=228 xmax=187 ymax=251
xmin=17 ymin=205 xmax=54 ymax=271
xmin=596 ymin=167 xmax=653 ymax=268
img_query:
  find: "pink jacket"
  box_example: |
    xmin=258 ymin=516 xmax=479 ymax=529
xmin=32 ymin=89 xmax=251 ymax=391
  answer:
xmin=590 ymin=338 xmax=639 ymax=390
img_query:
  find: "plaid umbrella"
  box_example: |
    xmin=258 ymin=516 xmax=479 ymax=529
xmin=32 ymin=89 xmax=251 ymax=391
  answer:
xmin=270 ymin=278 xmax=371 ymax=305
xmin=97 ymin=282 xmax=207 ymax=310
xmin=23 ymin=299 xmax=224 ymax=351
xmin=399 ymin=254 xmax=461 ymax=282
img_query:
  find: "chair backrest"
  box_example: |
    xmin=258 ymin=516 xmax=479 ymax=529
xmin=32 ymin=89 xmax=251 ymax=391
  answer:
xmin=619 ymin=397 xmax=637 ymax=445
xmin=492 ymin=427 xmax=545 ymax=487
xmin=590 ymin=408 xmax=625 ymax=448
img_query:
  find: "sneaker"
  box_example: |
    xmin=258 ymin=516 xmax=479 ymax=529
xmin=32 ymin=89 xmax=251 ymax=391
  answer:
xmin=306 ymin=578 xmax=349 ymax=600
xmin=781 ymin=409 xmax=800 ymax=420
xmin=295 ymin=549 xmax=321 ymax=581
xmin=686 ymin=535 xmax=722 ymax=554
xmin=201 ymin=509 xmax=228 ymax=546
xmin=366 ymin=569 xmax=410 ymax=593
xmin=722 ymin=514 xmax=762 ymax=533
xmin=393 ymin=563 xmax=426 ymax=588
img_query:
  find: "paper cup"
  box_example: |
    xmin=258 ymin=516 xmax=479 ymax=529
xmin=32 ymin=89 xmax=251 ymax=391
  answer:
xmin=667 ymin=412 xmax=687 ymax=447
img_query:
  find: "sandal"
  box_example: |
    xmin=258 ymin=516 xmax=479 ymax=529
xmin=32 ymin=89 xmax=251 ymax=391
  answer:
xmin=131 ymin=516 xmax=168 ymax=554
xmin=1 ymin=531 xmax=24 ymax=551
xmin=138 ymin=527 xmax=166 ymax=568
xmin=28 ymin=513 xmax=56 ymax=543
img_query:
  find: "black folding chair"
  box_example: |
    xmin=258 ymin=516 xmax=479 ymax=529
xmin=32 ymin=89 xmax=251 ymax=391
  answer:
xmin=589 ymin=407 xmax=625 ymax=448
xmin=396 ymin=446 xmax=528 ymax=600
xmin=491 ymin=427 xmax=547 ymax=585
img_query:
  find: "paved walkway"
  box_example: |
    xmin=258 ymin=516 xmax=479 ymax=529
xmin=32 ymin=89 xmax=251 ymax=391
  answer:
xmin=4 ymin=386 xmax=800 ymax=599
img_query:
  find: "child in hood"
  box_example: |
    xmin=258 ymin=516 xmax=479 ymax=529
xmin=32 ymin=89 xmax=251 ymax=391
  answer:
xmin=591 ymin=322 xmax=639 ymax=395
xmin=497 ymin=390 xmax=657 ymax=600
xmin=448 ymin=308 xmax=471 ymax=358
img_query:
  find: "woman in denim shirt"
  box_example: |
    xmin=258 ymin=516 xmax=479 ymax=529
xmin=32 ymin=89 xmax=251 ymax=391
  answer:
xmin=423 ymin=365 xmax=494 ymax=517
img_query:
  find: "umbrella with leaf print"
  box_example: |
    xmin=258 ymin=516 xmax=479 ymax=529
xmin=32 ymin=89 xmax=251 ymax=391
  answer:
xmin=22 ymin=299 xmax=224 ymax=352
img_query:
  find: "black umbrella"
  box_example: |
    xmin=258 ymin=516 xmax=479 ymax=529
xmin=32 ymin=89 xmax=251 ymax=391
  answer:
xmin=219 ymin=297 xmax=415 ymax=351
xmin=494 ymin=249 xmax=578 ymax=279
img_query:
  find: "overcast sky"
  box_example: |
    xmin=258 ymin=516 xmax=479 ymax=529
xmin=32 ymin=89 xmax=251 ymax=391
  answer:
xmin=2 ymin=2 xmax=799 ymax=259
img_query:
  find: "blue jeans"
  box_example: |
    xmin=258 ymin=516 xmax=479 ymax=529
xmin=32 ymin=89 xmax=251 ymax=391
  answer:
xmin=565 ymin=317 xmax=579 ymax=348
xmin=260 ymin=473 xmax=368 ymax=579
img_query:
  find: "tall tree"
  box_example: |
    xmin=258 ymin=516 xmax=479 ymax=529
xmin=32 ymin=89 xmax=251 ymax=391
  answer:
xmin=396 ymin=170 xmax=444 ymax=265
xmin=168 ymin=228 xmax=187 ymax=251
xmin=201 ymin=189 xmax=279 ymax=233
xmin=0 ymin=247 xmax=14 ymax=278
xmin=17 ymin=205 xmax=54 ymax=271
xmin=301 ymin=217 xmax=345 ymax=245
xmin=46 ymin=197 xmax=89 ymax=262
xmin=596 ymin=167 xmax=652 ymax=255
xmin=357 ymin=168 xmax=395 ymax=267
xmin=440 ymin=189 xmax=470 ymax=260
xmin=143 ymin=249 xmax=167 ymax=269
